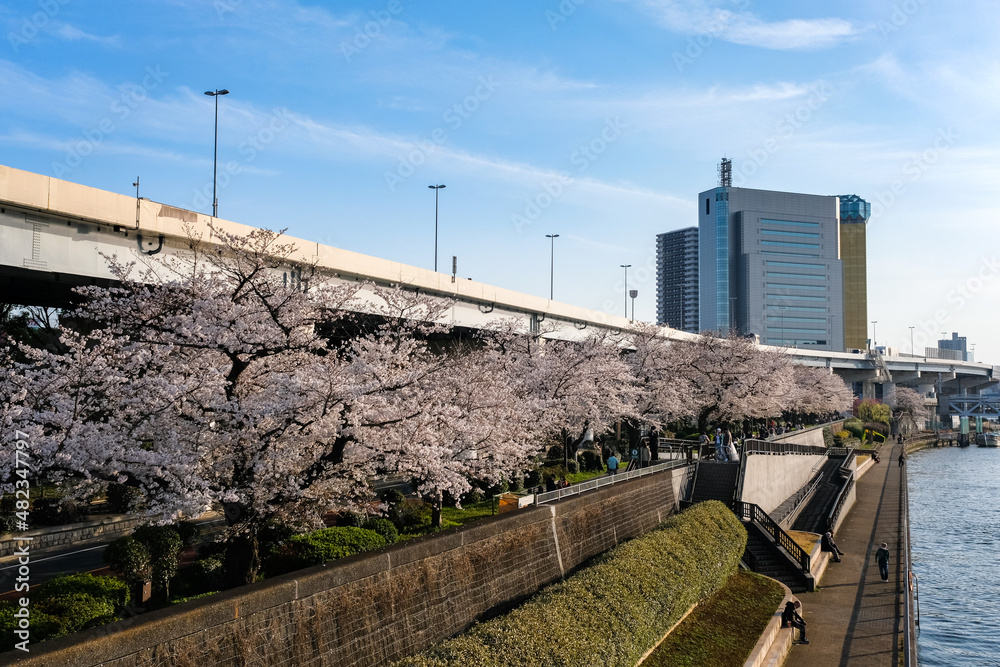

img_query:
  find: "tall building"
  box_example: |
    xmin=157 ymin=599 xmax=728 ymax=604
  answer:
xmin=655 ymin=227 xmax=699 ymax=332
xmin=698 ymin=167 xmax=851 ymax=351
xmin=839 ymin=195 xmax=871 ymax=350
xmin=938 ymin=332 xmax=968 ymax=361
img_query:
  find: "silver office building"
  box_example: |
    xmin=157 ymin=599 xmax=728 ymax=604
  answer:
xmin=698 ymin=186 xmax=844 ymax=351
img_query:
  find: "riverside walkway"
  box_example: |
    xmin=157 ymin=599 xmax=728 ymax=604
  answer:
xmin=784 ymin=440 xmax=909 ymax=667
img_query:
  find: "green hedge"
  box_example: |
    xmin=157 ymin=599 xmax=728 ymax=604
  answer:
xmin=265 ymin=526 xmax=387 ymax=576
xmin=1 ymin=573 xmax=129 ymax=652
xmin=394 ymin=500 xmax=746 ymax=667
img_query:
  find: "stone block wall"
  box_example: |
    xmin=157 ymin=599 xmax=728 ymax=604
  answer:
xmin=0 ymin=466 xmax=692 ymax=667
xmin=0 ymin=515 xmax=146 ymax=560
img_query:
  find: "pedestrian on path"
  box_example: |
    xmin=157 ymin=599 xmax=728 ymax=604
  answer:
xmin=875 ymin=542 xmax=891 ymax=582
xmin=898 ymin=452 xmax=905 ymax=467
xmin=822 ymin=531 xmax=844 ymax=562
xmin=606 ymin=453 xmax=619 ymax=475
xmin=782 ymin=600 xmax=809 ymax=644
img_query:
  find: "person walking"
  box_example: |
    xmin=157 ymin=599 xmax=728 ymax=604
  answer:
xmin=875 ymin=542 xmax=891 ymax=583
xmin=606 ymin=452 xmax=619 ymax=475
xmin=714 ymin=428 xmax=727 ymax=461
xmin=639 ymin=441 xmax=651 ymax=468
xmin=782 ymin=600 xmax=808 ymax=644
xmin=898 ymin=452 xmax=906 ymax=467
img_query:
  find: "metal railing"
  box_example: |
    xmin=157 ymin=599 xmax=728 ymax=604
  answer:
xmin=741 ymin=438 xmax=828 ymax=456
xmin=902 ymin=446 xmax=918 ymax=666
xmin=826 ymin=474 xmax=854 ymax=534
xmin=734 ymin=501 xmax=810 ymax=572
xmin=533 ymin=458 xmax=692 ymax=506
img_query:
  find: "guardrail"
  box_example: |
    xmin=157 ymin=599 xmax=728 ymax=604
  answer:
xmin=902 ymin=447 xmax=918 ymax=666
xmin=741 ymin=439 xmax=828 ymax=456
xmin=533 ymin=458 xmax=692 ymax=505
xmin=826 ymin=474 xmax=854 ymax=534
xmin=734 ymin=501 xmax=810 ymax=572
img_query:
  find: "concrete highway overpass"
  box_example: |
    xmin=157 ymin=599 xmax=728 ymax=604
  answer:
xmin=1 ymin=163 xmax=995 ymax=403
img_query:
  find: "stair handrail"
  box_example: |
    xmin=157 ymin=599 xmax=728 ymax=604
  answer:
xmin=826 ymin=473 xmax=855 ymax=534
xmin=735 ymin=501 xmax=810 ymax=572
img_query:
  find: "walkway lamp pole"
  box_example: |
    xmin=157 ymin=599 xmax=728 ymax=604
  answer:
xmin=546 ymin=234 xmax=559 ymax=299
xmin=629 ymin=289 xmax=638 ymax=321
xmin=871 ymin=320 xmax=878 ymax=349
xmin=909 ymin=326 xmax=915 ymax=357
xmin=428 ymin=184 xmax=446 ymax=271
xmin=620 ymin=264 xmax=631 ymax=319
xmin=204 ymin=88 xmax=229 ymax=218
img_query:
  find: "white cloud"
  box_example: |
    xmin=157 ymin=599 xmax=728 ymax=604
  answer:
xmin=51 ymin=23 xmax=121 ymax=47
xmin=623 ymin=0 xmax=860 ymax=50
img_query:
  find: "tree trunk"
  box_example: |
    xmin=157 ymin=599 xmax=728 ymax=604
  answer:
xmin=431 ymin=491 xmax=442 ymax=529
xmin=223 ymin=531 xmax=261 ymax=590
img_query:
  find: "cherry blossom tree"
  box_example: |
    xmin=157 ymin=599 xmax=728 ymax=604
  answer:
xmin=887 ymin=386 xmax=929 ymax=430
xmin=623 ymin=323 xmax=691 ymax=431
xmin=673 ymin=332 xmax=795 ymax=433
xmin=786 ymin=365 xmax=855 ymax=418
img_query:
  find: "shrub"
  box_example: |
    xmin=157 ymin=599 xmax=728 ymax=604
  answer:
xmin=173 ymin=520 xmax=201 ymax=547
xmin=843 ymin=417 xmax=864 ymax=439
xmin=579 ymin=450 xmax=603 ymax=472
xmin=30 ymin=498 xmax=88 ymax=527
xmin=546 ymin=444 xmax=564 ymax=460
xmin=394 ymin=501 xmax=745 ymax=667
xmin=33 ymin=593 xmax=117 ymax=638
xmin=565 ymin=460 xmax=578 ymax=474
xmin=191 ymin=556 xmax=225 ymax=594
xmin=383 ymin=489 xmax=406 ymax=506
xmin=0 ymin=601 xmax=62 ymax=651
xmin=37 ymin=573 xmax=130 ymax=612
xmin=104 ymin=535 xmax=152 ymax=585
xmin=105 ymin=483 xmax=143 ymax=514
xmin=363 ymin=517 xmax=399 ymax=545
xmin=523 ymin=468 xmax=543 ymax=489
xmin=265 ymin=526 xmax=387 ymax=576
xmin=132 ymin=525 xmax=182 ymax=599
xmin=337 ymin=511 xmax=366 ymax=528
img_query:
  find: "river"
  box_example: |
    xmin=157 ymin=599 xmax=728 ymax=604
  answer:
xmin=909 ymin=445 xmax=1000 ymax=666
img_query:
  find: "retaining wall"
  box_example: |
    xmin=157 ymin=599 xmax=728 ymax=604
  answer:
xmin=0 ymin=465 xmax=693 ymax=667
xmin=0 ymin=514 xmax=145 ymax=561
xmin=741 ymin=454 xmax=827 ymax=515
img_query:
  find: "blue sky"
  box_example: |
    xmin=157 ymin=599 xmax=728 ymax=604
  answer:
xmin=2 ymin=0 xmax=999 ymax=362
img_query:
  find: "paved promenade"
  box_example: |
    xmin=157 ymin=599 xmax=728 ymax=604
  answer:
xmin=785 ymin=441 xmax=907 ymax=667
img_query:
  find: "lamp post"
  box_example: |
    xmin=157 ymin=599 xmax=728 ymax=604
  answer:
xmin=909 ymin=326 xmax=915 ymax=357
xmin=428 ymin=184 xmax=446 ymax=271
xmin=871 ymin=320 xmax=878 ymax=349
xmin=545 ymin=234 xmax=559 ymax=300
xmin=629 ymin=289 xmax=638 ymax=322
xmin=204 ymin=88 xmax=229 ymax=217
xmin=620 ymin=264 xmax=631 ymax=318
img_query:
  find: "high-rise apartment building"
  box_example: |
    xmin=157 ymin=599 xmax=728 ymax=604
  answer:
xmin=698 ymin=169 xmax=858 ymax=351
xmin=655 ymin=227 xmax=699 ymax=332
xmin=938 ymin=332 xmax=969 ymax=361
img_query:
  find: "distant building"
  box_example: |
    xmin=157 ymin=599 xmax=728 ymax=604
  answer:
xmin=655 ymin=227 xmax=699 ymax=332
xmin=937 ymin=332 xmax=969 ymax=361
xmin=839 ymin=195 xmax=871 ymax=351
xmin=698 ymin=182 xmax=845 ymax=350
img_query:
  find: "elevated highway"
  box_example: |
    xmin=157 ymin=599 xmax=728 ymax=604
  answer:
xmin=0 ymin=163 xmax=995 ymax=401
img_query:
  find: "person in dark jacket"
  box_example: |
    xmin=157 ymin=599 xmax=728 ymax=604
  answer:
xmin=822 ymin=531 xmax=843 ymax=562
xmin=875 ymin=542 xmax=891 ymax=582
xmin=782 ymin=600 xmax=808 ymax=644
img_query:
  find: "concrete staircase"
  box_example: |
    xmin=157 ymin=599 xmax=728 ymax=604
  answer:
xmin=790 ymin=456 xmax=849 ymax=534
xmin=690 ymin=461 xmax=741 ymax=504
xmin=743 ymin=522 xmax=812 ymax=593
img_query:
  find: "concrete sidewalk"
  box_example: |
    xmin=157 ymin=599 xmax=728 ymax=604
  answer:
xmin=783 ymin=442 xmax=906 ymax=667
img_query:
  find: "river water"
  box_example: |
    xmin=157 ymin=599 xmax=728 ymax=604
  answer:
xmin=908 ymin=445 xmax=1000 ymax=666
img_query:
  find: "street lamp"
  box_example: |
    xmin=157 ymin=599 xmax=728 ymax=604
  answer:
xmin=909 ymin=326 xmax=915 ymax=357
xmin=629 ymin=289 xmax=638 ymax=321
xmin=620 ymin=264 xmax=631 ymax=319
xmin=428 ymin=184 xmax=446 ymax=271
xmin=871 ymin=320 xmax=878 ymax=349
xmin=545 ymin=234 xmax=559 ymax=300
xmin=204 ymin=88 xmax=229 ymax=217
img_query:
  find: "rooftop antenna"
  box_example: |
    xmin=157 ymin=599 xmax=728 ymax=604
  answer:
xmin=718 ymin=157 xmax=732 ymax=188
